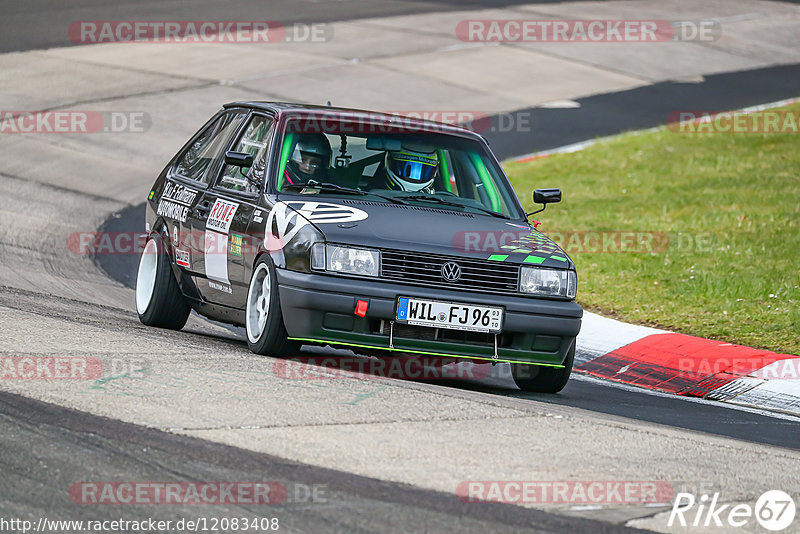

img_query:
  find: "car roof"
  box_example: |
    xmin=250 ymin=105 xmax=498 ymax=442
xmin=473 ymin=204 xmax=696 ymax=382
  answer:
xmin=223 ymin=101 xmax=485 ymax=141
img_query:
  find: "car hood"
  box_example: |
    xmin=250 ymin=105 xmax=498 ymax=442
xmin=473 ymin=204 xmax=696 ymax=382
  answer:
xmin=287 ymin=198 xmax=574 ymax=270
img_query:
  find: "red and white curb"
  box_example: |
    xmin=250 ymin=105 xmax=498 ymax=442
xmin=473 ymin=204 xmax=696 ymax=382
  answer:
xmin=576 ymin=312 xmax=800 ymax=417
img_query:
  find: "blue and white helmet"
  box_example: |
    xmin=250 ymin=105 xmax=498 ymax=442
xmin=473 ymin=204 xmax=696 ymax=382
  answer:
xmin=385 ymin=145 xmax=438 ymax=191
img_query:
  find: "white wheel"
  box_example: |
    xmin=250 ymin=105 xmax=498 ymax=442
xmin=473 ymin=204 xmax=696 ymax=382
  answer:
xmin=245 ymin=257 xmax=297 ymax=356
xmin=136 ymin=238 xmax=158 ymax=314
xmin=246 ymin=263 xmax=271 ymax=343
xmin=135 ymin=233 xmax=190 ymax=330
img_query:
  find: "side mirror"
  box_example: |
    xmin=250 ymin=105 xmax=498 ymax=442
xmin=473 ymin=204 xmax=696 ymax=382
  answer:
xmin=533 ymin=188 xmax=561 ymax=204
xmin=527 ymin=188 xmax=562 ymax=217
xmin=224 ymin=150 xmax=253 ymax=168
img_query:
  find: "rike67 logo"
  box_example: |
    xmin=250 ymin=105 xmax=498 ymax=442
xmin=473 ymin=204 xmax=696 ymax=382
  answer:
xmin=669 ymin=490 xmax=796 ymax=531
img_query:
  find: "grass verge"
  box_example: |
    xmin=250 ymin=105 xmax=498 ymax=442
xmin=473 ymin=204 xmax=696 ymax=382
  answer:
xmin=506 ymin=102 xmax=800 ymax=355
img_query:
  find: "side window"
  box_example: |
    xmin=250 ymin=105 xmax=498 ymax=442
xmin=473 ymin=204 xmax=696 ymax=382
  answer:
xmin=218 ymin=115 xmax=274 ymax=194
xmin=174 ymin=110 xmax=247 ymax=185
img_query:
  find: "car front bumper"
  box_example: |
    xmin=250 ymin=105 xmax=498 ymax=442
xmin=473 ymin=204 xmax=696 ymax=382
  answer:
xmin=276 ymin=269 xmax=582 ymax=366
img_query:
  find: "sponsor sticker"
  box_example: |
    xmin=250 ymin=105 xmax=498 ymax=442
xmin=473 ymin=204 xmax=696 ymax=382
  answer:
xmin=204 ymin=231 xmax=230 ymax=283
xmin=230 ymin=234 xmax=243 ymax=257
xmin=175 ymin=248 xmax=190 ymax=267
xmin=163 ymin=182 xmax=199 ymax=205
xmin=208 ymin=280 xmax=232 ymax=294
xmin=207 ymin=199 xmax=239 ymax=234
xmin=157 ymin=200 xmax=189 ymax=222
xmin=156 ymin=182 xmax=198 ymax=223
xmin=265 ymin=201 xmax=368 ymax=248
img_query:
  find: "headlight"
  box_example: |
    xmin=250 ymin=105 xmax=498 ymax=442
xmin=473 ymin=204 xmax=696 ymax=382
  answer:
xmin=310 ymin=243 xmax=326 ymax=270
xmin=520 ymin=267 xmax=577 ymax=298
xmin=314 ymin=244 xmax=380 ymax=277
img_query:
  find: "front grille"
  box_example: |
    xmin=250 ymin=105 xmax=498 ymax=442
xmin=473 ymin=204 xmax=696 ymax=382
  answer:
xmin=380 ymin=249 xmax=519 ymax=293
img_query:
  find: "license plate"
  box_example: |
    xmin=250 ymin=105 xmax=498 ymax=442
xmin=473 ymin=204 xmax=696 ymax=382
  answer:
xmin=396 ymin=297 xmax=503 ymax=333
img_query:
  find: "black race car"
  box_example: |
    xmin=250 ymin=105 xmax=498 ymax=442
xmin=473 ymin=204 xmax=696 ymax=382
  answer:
xmin=136 ymin=102 xmax=582 ymax=392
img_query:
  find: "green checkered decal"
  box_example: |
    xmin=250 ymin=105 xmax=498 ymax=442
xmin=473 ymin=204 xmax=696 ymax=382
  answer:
xmin=523 ymin=255 xmax=545 ymax=264
xmin=486 ymin=229 xmax=570 ymax=265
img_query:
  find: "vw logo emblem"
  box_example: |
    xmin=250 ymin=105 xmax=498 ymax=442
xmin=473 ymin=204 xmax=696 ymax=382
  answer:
xmin=441 ymin=261 xmax=461 ymax=282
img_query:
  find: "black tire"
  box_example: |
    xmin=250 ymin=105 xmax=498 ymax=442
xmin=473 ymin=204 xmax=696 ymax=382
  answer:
xmin=135 ymin=233 xmax=190 ymax=330
xmin=511 ymin=339 xmax=575 ymax=393
xmin=245 ymin=256 xmax=299 ymax=357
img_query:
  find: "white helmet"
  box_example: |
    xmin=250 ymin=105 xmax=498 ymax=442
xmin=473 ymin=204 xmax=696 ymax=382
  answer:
xmin=288 ymin=134 xmax=332 ymax=182
xmin=385 ymin=145 xmax=438 ymax=191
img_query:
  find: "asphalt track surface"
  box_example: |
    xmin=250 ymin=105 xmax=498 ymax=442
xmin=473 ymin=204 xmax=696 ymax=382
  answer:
xmin=3 ymin=1 xmax=800 ymax=532
xmin=0 ymin=0 xmax=590 ymax=54
xmin=0 ymin=390 xmax=644 ymax=534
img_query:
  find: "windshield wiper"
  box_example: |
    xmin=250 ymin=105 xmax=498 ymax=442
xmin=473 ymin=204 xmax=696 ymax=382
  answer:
xmin=283 ymin=182 xmax=407 ymax=205
xmin=284 ymin=181 xmax=365 ymax=194
xmin=401 ymin=195 xmax=510 ymax=219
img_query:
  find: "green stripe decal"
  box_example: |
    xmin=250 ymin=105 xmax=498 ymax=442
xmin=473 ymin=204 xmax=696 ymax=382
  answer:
xmin=469 ymin=152 xmax=501 ymax=212
xmin=488 ymin=254 xmax=508 ymax=261
xmin=524 ymin=255 xmax=546 ymax=264
xmin=551 ymin=255 xmax=568 ymax=262
xmin=438 ymin=149 xmax=452 ymax=192
xmin=277 ymin=132 xmax=295 ymax=191
xmin=286 ymin=337 xmax=564 ymax=367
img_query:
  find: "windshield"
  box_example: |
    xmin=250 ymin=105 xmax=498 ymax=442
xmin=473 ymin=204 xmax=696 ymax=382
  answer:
xmin=273 ymin=116 xmax=523 ymax=219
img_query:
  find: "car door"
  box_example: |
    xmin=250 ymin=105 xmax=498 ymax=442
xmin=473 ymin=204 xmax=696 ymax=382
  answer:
xmin=193 ymin=112 xmax=276 ymax=307
xmin=177 ymin=109 xmax=248 ymax=283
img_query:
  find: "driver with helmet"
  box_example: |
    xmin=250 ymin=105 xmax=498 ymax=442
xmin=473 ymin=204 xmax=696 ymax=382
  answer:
xmin=378 ymin=145 xmax=439 ymax=193
xmin=284 ymin=134 xmax=332 ymax=185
